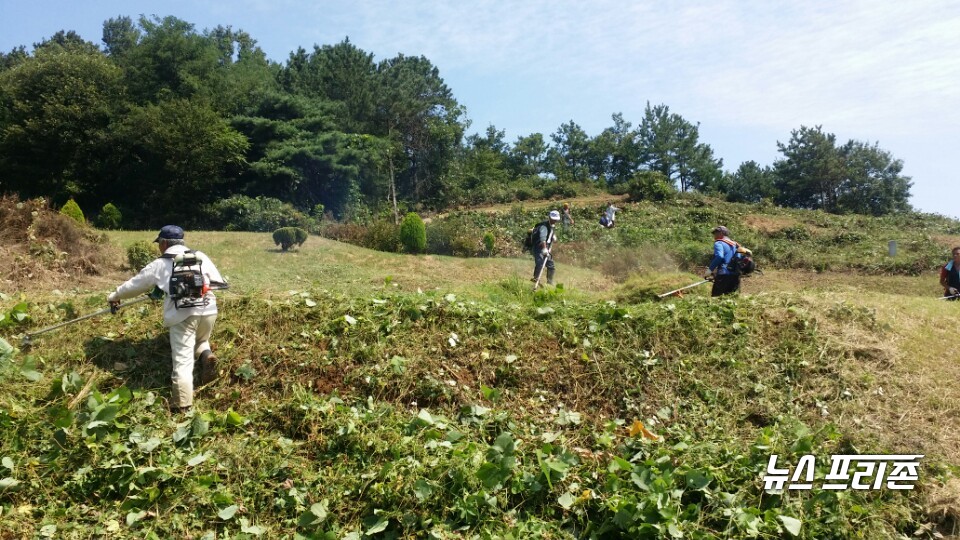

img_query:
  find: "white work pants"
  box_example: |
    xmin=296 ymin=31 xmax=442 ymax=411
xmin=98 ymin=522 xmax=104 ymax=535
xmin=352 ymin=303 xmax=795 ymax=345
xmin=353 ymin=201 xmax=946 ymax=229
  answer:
xmin=168 ymin=314 xmax=217 ymax=408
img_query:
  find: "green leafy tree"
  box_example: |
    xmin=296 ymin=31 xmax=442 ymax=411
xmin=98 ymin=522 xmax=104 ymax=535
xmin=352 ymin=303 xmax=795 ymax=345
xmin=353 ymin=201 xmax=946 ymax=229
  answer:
xmin=547 ymin=120 xmax=590 ymax=183
xmin=231 ymin=93 xmax=382 ymax=220
xmin=374 ymin=54 xmax=465 ymax=207
xmin=508 ymin=133 xmax=549 ymax=178
xmin=0 ymin=46 xmax=124 ymax=203
xmin=636 ymin=102 xmax=722 ymax=192
xmin=836 ymin=140 xmax=912 ymax=215
xmin=101 ymin=16 xmax=141 ymax=58
xmin=113 ymin=97 xmax=249 ymax=225
xmin=96 ymin=202 xmax=123 ymax=229
xmin=773 ymin=125 xmax=844 ymax=211
xmin=399 ymin=212 xmax=427 ymax=253
xmin=450 ymin=126 xmax=511 ymax=204
xmin=726 ymin=161 xmax=778 ymax=203
xmin=587 ymin=113 xmax=639 ymax=185
xmin=280 ymin=38 xmax=377 ymax=133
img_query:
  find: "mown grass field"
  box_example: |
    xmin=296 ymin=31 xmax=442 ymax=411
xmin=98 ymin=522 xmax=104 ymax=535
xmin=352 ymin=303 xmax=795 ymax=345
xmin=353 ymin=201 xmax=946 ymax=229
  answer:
xmin=2 ymin=197 xmax=960 ymax=539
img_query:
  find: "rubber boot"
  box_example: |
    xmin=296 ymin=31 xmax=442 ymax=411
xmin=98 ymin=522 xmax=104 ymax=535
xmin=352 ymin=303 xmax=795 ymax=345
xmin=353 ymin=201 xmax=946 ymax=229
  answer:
xmin=546 ymin=268 xmax=555 ymax=285
xmin=198 ymin=350 xmax=219 ymax=385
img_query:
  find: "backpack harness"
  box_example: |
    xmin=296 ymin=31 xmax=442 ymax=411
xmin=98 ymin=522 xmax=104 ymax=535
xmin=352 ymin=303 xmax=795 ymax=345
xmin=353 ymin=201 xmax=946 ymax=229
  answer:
xmin=718 ymin=238 xmax=757 ymax=275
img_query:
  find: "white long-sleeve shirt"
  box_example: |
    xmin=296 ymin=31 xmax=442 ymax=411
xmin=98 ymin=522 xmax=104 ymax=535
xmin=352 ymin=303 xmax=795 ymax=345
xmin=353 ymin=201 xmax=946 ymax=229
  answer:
xmin=111 ymin=244 xmax=224 ymax=327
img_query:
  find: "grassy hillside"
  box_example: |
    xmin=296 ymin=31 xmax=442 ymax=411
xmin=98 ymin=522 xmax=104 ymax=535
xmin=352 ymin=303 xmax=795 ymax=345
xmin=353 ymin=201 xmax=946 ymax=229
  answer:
xmin=1 ymin=198 xmax=959 ymax=539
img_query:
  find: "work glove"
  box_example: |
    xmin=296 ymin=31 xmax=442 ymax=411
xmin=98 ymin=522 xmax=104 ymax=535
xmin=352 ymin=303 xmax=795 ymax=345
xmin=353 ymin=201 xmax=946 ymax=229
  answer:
xmin=149 ymin=286 xmax=165 ymax=300
xmin=950 ymin=287 xmax=959 ymax=296
xmin=540 ymin=247 xmax=549 ymax=257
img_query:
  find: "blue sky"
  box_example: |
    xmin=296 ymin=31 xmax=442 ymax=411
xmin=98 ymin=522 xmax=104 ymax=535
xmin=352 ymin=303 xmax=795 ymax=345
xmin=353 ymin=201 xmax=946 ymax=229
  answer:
xmin=2 ymin=0 xmax=958 ymax=217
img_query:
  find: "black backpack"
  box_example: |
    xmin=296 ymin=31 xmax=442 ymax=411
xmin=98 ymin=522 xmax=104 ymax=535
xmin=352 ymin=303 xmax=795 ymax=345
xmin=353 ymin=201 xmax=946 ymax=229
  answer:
xmin=523 ymin=221 xmax=550 ymax=251
xmin=163 ymin=251 xmax=209 ymax=309
xmin=720 ymin=238 xmax=757 ymax=275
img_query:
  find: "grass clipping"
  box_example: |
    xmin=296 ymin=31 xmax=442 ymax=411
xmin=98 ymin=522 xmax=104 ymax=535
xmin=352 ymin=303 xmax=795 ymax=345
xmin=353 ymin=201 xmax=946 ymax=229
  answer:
xmin=616 ymin=271 xmax=709 ymax=302
xmin=0 ymin=195 xmax=118 ymax=289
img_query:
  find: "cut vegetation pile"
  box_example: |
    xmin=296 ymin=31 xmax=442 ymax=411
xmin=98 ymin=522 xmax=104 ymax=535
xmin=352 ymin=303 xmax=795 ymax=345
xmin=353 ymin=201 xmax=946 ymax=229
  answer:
xmin=0 ymin=196 xmax=119 ymax=291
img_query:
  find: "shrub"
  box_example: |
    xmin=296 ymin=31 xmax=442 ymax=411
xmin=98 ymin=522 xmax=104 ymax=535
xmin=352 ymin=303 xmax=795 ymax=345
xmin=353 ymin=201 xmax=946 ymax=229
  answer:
xmin=96 ymin=203 xmax=123 ymax=230
xmin=209 ymin=195 xmax=316 ymax=233
xmin=59 ymin=199 xmax=85 ymax=224
xmin=127 ymin=240 xmax=156 ymax=271
xmin=399 ymin=212 xmax=427 ymax=254
xmin=273 ymin=227 xmax=308 ymax=251
xmin=627 ymin=171 xmax=676 ymax=202
xmin=364 ymin=220 xmax=401 ymax=253
xmin=483 ymin=231 xmax=496 ymax=256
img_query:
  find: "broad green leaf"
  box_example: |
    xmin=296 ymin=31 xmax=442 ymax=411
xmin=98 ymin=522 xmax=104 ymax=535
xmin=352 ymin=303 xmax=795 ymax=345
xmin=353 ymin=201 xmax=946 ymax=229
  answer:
xmin=239 ymin=518 xmax=265 ymax=535
xmin=417 ymin=409 xmax=434 ymax=425
xmin=126 ymin=510 xmax=147 ymax=526
xmin=0 ymin=338 xmax=14 ymax=362
xmin=1 ymin=457 xmax=13 ymax=472
xmin=779 ymin=515 xmax=802 ymax=536
xmin=217 ymin=505 xmax=239 ymax=520
xmin=225 ymin=410 xmax=245 ymax=427
xmin=187 ymin=453 xmax=209 ymax=466
xmin=413 ymin=479 xmax=433 ymax=501
xmin=344 ymin=314 xmax=357 ymax=325
xmin=0 ymin=478 xmax=20 ymax=489
xmin=557 ymin=492 xmax=575 ymax=509
xmin=364 ymin=515 xmax=389 ymax=535
xmin=304 ymin=299 xmax=317 ymax=307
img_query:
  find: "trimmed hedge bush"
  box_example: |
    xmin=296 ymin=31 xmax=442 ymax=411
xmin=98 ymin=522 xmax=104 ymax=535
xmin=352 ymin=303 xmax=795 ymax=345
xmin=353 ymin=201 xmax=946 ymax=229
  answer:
xmin=96 ymin=203 xmax=123 ymax=229
xmin=60 ymin=199 xmax=85 ymax=225
xmin=399 ymin=212 xmax=426 ymax=253
xmin=273 ymin=227 xmax=308 ymax=251
xmin=126 ymin=240 xmax=155 ymax=271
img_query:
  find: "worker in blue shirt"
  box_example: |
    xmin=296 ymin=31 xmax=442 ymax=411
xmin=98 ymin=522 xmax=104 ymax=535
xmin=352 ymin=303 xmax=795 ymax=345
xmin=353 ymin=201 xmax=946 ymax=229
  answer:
xmin=706 ymin=225 xmax=741 ymax=297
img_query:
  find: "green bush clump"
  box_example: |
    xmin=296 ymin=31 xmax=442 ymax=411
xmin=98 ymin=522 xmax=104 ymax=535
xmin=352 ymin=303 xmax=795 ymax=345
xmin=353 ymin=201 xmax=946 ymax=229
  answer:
xmin=95 ymin=202 xmax=122 ymax=229
xmin=483 ymin=231 xmax=496 ymax=255
xmin=209 ymin=195 xmax=316 ymax=233
xmin=399 ymin=212 xmax=427 ymax=254
xmin=365 ymin=220 xmax=401 ymax=252
xmin=126 ymin=240 xmax=155 ymax=271
xmin=627 ymin=171 xmax=676 ymax=202
xmin=59 ymin=199 xmax=85 ymax=224
xmin=272 ymin=227 xmax=308 ymax=251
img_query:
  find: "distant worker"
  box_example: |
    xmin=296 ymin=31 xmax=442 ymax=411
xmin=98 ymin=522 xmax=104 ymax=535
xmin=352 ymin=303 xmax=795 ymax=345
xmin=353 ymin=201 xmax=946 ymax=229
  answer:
xmin=532 ymin=210 xmax=561 ymax=287
xmin=940 ymin=246 xmax=960 ymax=300
xmin=706 ymin=225 xmax=741 ymax=297
xmin=600 ymin=204 xmax=619 ymax=229
xmin=107 ymin=225 xmax=228 ymax=413
xmin=561 ymin=202 xmax=575 ymax=238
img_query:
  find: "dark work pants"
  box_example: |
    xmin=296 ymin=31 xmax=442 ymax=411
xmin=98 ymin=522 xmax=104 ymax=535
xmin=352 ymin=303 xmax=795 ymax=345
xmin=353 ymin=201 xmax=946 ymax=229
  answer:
xmin=533 ymin=251 xmax=555 ymax=283
xmin=711 ymin=273 xmax=740 ymax=297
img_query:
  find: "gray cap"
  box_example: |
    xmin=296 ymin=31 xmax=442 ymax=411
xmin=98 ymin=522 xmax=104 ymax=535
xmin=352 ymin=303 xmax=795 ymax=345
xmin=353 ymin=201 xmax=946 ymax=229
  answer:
xmin=711 ymin=226 xmax=730 ymax=236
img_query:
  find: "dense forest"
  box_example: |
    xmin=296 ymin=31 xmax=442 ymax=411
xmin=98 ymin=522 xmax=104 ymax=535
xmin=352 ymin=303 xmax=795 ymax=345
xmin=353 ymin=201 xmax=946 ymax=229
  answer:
xmin=0 ymin=15 xmax=913 ymax=229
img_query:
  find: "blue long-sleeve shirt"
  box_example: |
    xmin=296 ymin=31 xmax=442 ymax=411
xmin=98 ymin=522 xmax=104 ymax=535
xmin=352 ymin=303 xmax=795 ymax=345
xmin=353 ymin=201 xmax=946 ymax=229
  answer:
xmin=709 ymin=238 xmax=738 ymax=275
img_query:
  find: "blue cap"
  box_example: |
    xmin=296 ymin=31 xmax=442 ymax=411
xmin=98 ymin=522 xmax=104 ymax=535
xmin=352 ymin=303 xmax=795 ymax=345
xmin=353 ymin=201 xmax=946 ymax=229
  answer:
xmin=154 ymin=225 xmax=184 ymax=243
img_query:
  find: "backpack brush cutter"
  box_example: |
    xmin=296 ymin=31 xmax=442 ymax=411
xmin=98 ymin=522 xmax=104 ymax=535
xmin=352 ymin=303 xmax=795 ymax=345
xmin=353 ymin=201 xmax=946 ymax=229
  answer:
xmin=20 ymin=294 xmax=154 ymax=349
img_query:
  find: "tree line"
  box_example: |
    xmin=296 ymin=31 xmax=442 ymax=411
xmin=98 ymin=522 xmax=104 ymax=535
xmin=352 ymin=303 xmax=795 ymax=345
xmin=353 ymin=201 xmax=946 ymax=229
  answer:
xmin=0 ymin=15 xmax=913 ymax=228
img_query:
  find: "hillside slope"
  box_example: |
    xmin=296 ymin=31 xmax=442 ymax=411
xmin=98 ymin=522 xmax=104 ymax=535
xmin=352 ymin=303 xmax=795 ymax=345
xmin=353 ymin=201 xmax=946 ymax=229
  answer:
xmin=1 ymin=200 xmax=959 ymax=538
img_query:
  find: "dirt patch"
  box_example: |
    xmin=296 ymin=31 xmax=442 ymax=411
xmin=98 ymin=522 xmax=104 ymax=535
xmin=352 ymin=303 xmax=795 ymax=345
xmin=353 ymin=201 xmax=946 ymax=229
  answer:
xmin=742 ymin=215 xmax=799 ymax=234
xmin=933 ymin=235 xmax=960 ymax=250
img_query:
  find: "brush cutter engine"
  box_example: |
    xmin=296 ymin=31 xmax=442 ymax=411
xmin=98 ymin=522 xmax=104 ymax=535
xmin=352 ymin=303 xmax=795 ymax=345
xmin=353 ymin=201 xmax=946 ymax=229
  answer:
xmin=165 ymin=251 xmax=210 ymax=309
